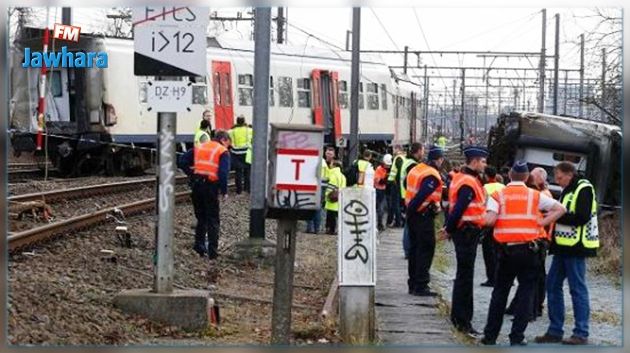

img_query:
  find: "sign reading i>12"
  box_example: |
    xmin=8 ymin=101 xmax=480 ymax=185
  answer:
xmin=133 ymin=7 xmax=208 ymax=77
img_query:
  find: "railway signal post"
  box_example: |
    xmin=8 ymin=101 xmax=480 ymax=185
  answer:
xmin=266 ymin=124 xmax=325 ymax=344
xmin=114 ymin=6 xmax=214 ymax=331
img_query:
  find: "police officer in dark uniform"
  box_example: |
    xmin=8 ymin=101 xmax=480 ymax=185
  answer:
xmin=405 ymin=145 xmax=445 ymax=296
xmin=439 ymin=146 xmax=488 ymax=337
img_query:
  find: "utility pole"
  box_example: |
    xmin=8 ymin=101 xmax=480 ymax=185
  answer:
xmin=276 ymin=7 xmax=284 ymax=44
xmin=423 ymin=65 xmax=429 ymax=142
xmin=62 ymin=7 xmax=71 ymax=25
xmin=601 ymin=48 xmax=607 ymax=121
xmin=563 ymin=71 xmax=569 ymax=115
xmin=348 ymin=8 xmax=360 ymax=164
xmin=404 ymin=46 xmax=409 ymax=75
xmin=538 ymin=9 xmax=547 ymax=113
xmin=513 ymin=88 xmax=518 ymax=110
xmin=473 ymin=96 xmax=478 ymax=135
xmin=248 ymin=8 xmax=271 ymax=240
xmin=578 ymin=33 xmax=584 ymax=118
xmin=443 ymin=86 xmax=448 ymax=135
xmin=485 ymin=75 xmax=489 ymax=130
xmin=452 ymin=79 xmax=456 ymax=140
xmin=522 ymin=69 xmax=527 ymax=110
xmin=553 ymin=13 xmax=560 ymax=115
xmin=459 ymin=68 xmax=465 ymax=153
xmin=498 ymin=78 xmax=502 ymax=116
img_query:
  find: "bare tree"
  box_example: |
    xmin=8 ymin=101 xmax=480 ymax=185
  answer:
xmin=579 ymin=8 xmax=622 ymax=124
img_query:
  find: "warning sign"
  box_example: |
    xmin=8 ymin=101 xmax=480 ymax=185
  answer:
xmin=274 ymin=149 xmax=320 ymax=191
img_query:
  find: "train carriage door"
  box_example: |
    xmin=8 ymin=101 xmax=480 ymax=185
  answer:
xmin=211 ymin=61 xmax=234 ymax=130
xmin=311 ymin=69 xmax=342 ymax=146
xmin=49 ymin=69 xmax=71 ymax=122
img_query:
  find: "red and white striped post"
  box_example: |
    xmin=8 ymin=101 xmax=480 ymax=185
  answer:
xmin=36 ymin=18 xmax=50 ymax=150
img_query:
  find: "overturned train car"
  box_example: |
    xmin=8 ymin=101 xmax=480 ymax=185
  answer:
xmin=487 ymin=111 xmax=621 ymax=208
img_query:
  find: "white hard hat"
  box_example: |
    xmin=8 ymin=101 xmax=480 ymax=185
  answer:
xmin=383 ymin=154 xmax=393 ymax=166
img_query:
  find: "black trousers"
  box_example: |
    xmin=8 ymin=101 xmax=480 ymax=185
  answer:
xmin=407 ymin=212 xmax=436 ymax=292
xmin=481 ymin=228 xmax=497 ymax=284
xmin=326 ymin=210 xmax=338 ymax=234
xmin=450 ymin=226 xmax=481 ymax=331
xmin=483 ymin=243 xmax=542 ymax=344
xmin=376 ymin=189 xmax=387 ymax=228
xmin=506 ymin=249 xmax=547 ymax=319
xmin=192 ymin=179 xmax=220 ymax=259
xmin=387 ymin=183 xmax=403 ymax=226
xmin=231 ymin=152 xmax=250 ymax=194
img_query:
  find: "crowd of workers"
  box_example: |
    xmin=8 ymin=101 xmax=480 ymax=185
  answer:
xmin=180 ymin=110 xmax=600 ymax=346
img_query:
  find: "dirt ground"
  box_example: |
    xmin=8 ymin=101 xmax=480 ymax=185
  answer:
xmin=8 ymin=192 xmax=338 ymax=346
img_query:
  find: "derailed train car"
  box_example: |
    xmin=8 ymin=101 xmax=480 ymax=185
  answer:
xmin=487 ymin=111 xmax=621 ymax=207
xmin=9 ymin=27 xmax=424 ymax=176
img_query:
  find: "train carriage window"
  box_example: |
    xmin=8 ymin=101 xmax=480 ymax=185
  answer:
xmin=269 ymin=76 xmax=275 ymax=107
xmin=222 ymin=73 xmax=232 ymax=106
xmin=338 ymin=80 xmax=348 ymax=109
xmin=297 ymin=78 xmax=311 ymax=108
xmin=238 ymin=74 xmax=253 ymax=106
xmin=50 ymin=71 xmax=63 ymax=97
xmin=278 ymin=76 xmax=294 ymax=107
xmin=213 ymin=72 xmax=221 ymax=105
xmin=380 ymin=84 xmax=388 ymax=110
xmin=366 ymin=83 xmax=379 ymax=110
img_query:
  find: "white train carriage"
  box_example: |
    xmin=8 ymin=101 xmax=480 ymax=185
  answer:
xmin=10 ymin=28 xmax=424 ymax=175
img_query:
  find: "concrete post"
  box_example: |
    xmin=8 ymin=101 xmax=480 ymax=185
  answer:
xmin=249 ymin=7 xmax=271 ymax=240
xmin=338 ymin=187 xmax=376 ymax=344
xmin=155 ymin=112 xmax=176 ymax=293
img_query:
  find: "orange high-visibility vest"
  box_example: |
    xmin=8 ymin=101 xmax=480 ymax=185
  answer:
xmin=491 ymin=184 xmax=544 ymax=243
xmin=405 ymin=163 xmax=443 ymax=212
xmin=448 ymin=172 xmax=487 ymax=228
xmin=194 ymin=141 xmax=227 ymax=181
xmin=374 ymin=166 xmax=389 ymax=190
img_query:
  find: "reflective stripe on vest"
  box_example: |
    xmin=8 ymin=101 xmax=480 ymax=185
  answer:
xmin=553 ymin=180 xmax=599 ymax=249
xmin=399 ymin=158 xmax=417 ymax=197
xmin=448 ymin=172 xmax=487 ymax=228
xmin=492 ymin=185 xmax=543 ymax=243
xmin=405 ymin=163 xmax=443 ymax=211
xmin=194 ymin=141 xmax=227 ymax=181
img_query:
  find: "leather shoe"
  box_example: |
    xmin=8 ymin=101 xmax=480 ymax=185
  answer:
xmin=511 ymin=339 xmax=528 ymax=346
xmin=479 ymin=337 xmax=496 ymax=345
xmin=562 ymin=336 xmax=588 ymax=345
xmin=193 ymin=244 xmax=207 ymax=257
xmin=534 ymin=333 xmax=563 ymax=344
xmin=411 ymin=289 xmax=438 ymax=297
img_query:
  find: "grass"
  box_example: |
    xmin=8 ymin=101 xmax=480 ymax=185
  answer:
xmin=432 ymin=214 xmax=451 ymax=273
xmin=588 ymin=212 xmax=621 ymax=286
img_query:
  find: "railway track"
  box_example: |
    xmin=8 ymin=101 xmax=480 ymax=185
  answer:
xmin=7 ymin=168 xmax=58 ymax=182
xmin=8 ymin=179 xmax=236 ymax=253
xmin=8 ymin=191 xmax=192 ymax=253
xmin=8 ymin=175 xmax=188 ymax=204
